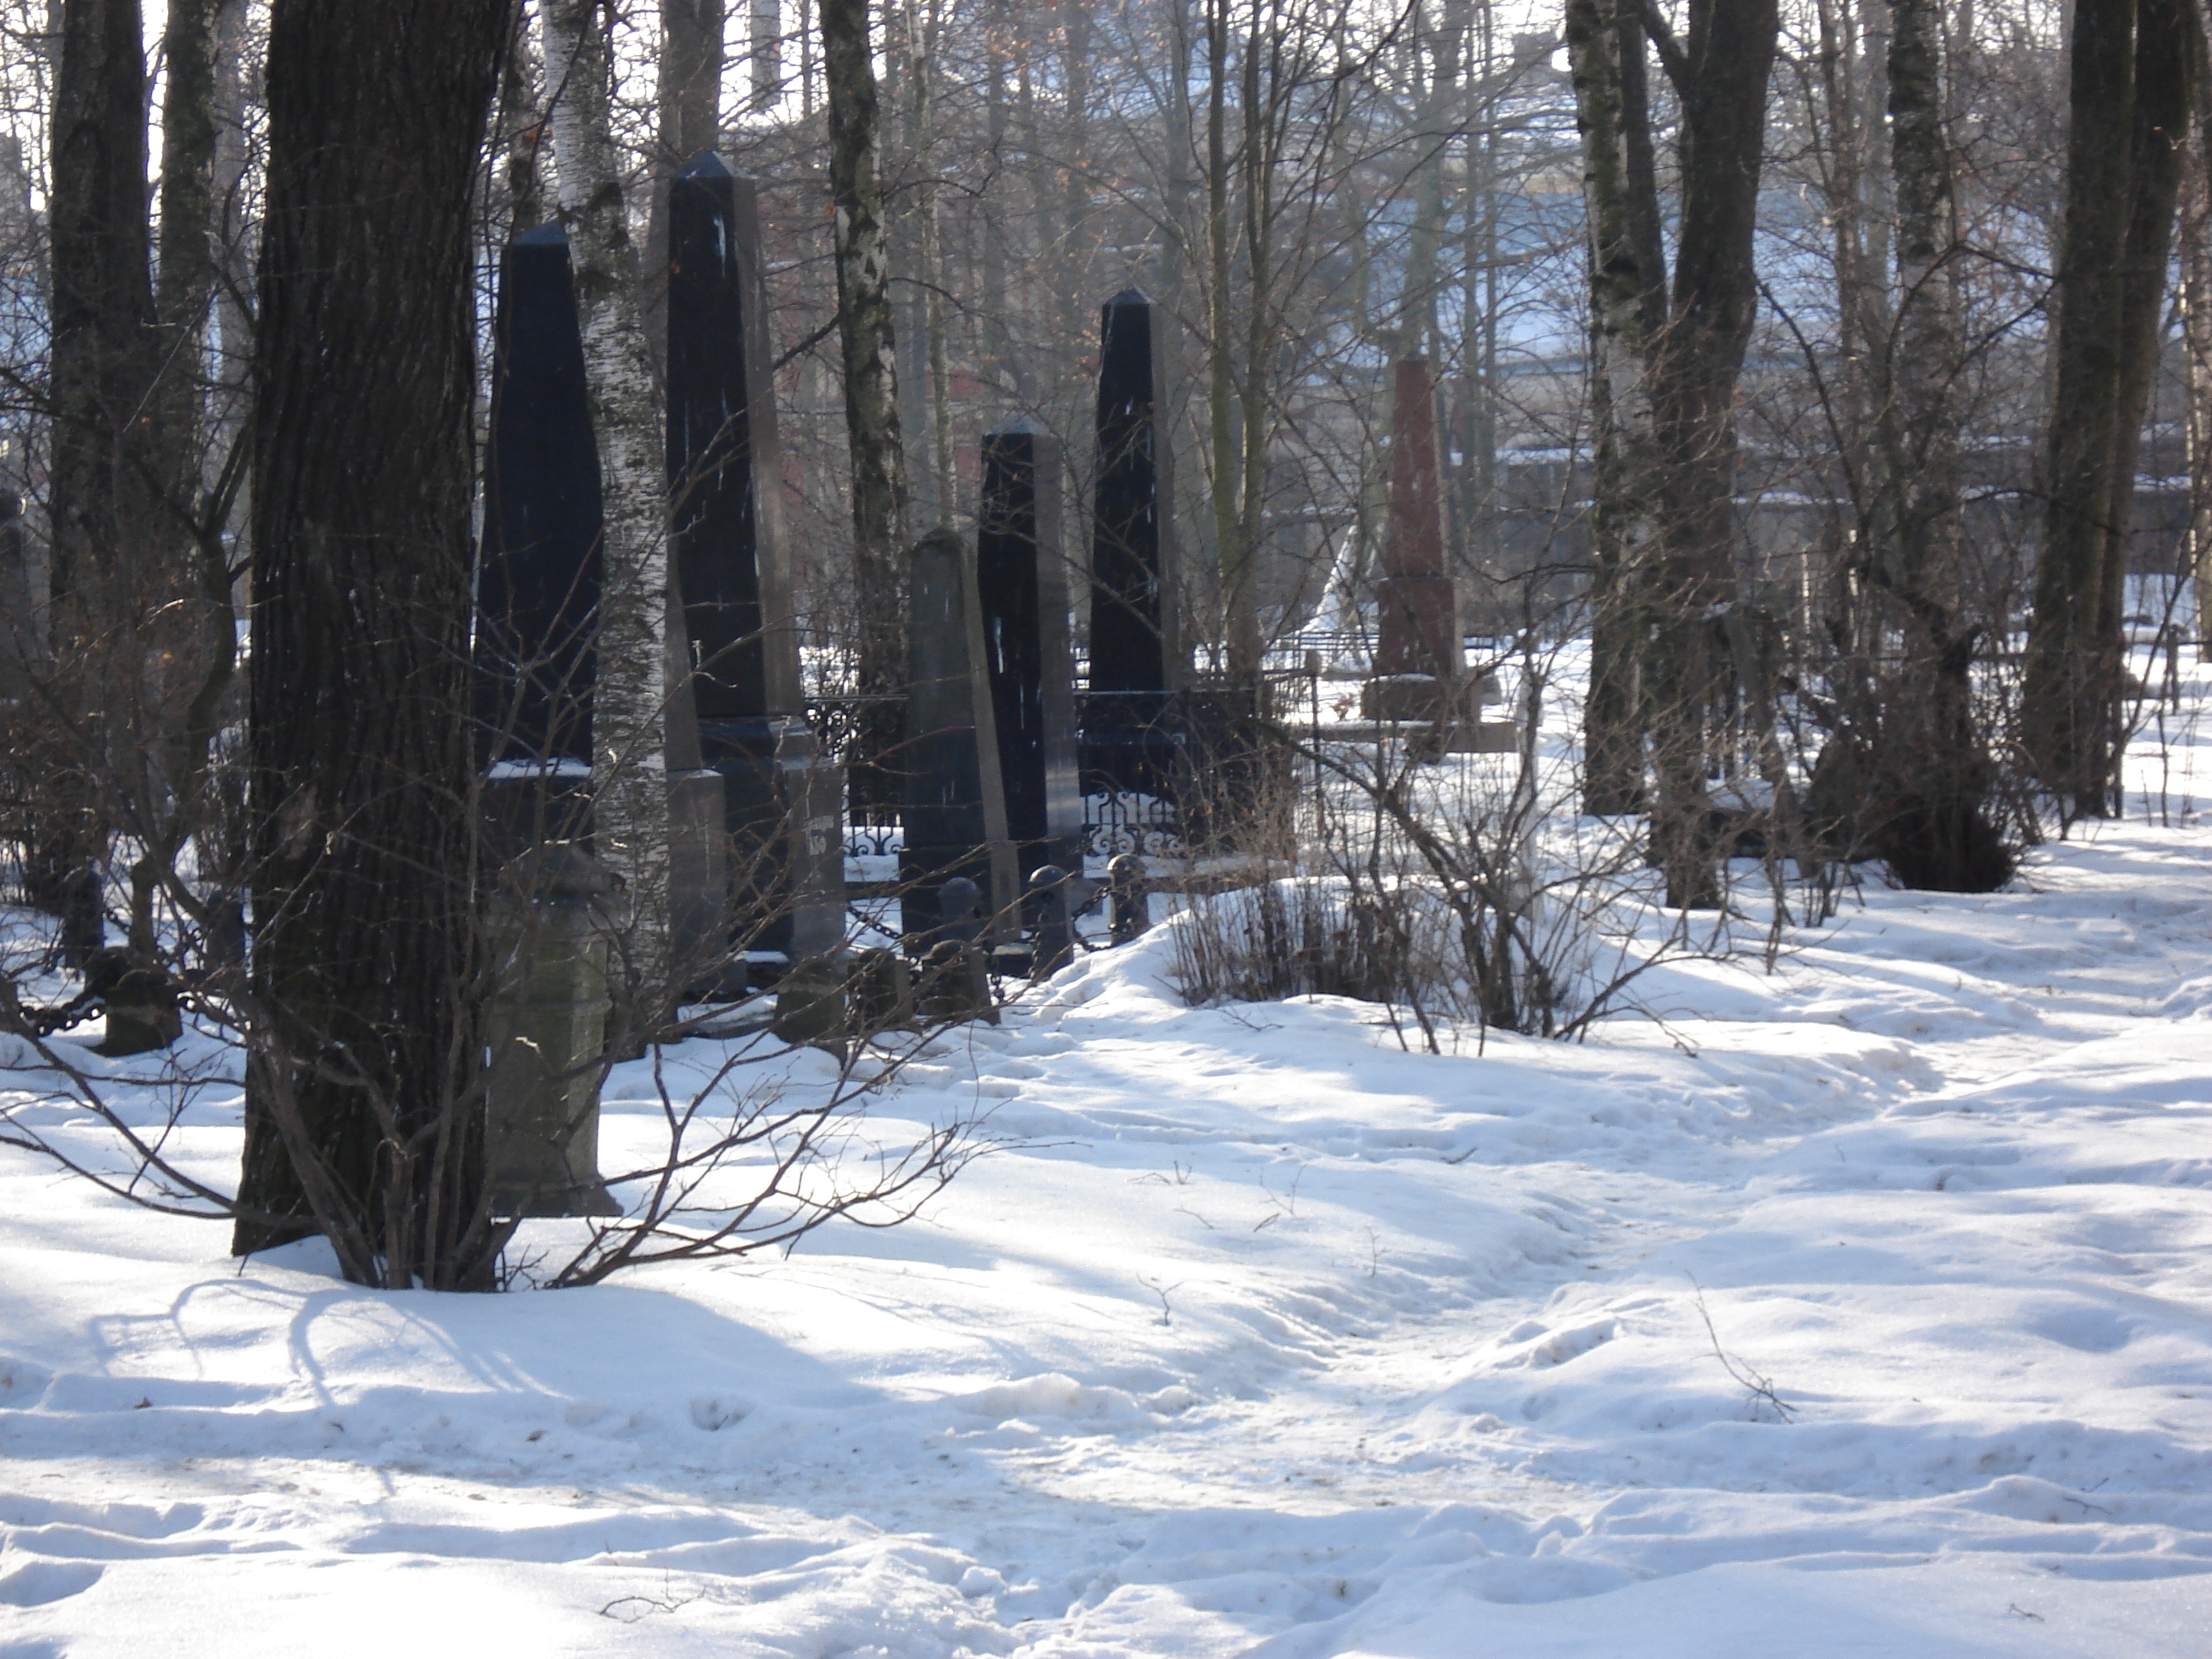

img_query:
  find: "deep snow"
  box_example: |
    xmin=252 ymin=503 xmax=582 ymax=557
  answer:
xmin=5 ymin=679 xmax=2212 ymax=1656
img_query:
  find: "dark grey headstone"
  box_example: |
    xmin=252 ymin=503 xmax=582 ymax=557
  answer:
xmin=901 ymin=528 xmax=1016 ymax=941
xmin=979 ymin=420 xmax=1082 ymax=881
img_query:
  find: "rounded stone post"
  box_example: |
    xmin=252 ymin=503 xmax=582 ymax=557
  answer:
xmin=1026 ymin=863 xmax=1076 ymax=978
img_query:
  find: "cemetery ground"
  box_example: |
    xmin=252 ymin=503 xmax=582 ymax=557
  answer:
xmin=4 ymin=663 xmax=2212 ymax=1656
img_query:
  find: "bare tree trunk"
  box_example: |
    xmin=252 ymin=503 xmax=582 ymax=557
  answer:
xmin=208 ymin=0 xmax=253 ymax=481
xmin=1642 ymin=0 xmax=1781 ymax=909
xmin=2023 ymin=0 xmax=2141 ymax=812
xmin=822 ymin=0 xmax=910 ymax=813
xmin=498 ymin=2 xmax=548 ymax=234
xmin=1566 ymin=0 xmax=1665 ymax=815
xmin=1845 ymin=0 xmax=2009 ymax=889
xmin=749 ymin=0 xmax=782 ymax=111
xmin=124 ymin=0 xmax=230 ymax=960
xmin=545 ymin=0 xmax=679 ymax=991
xmin=2182 ymin=120 xmax=2212 ymax=659
xmin=236 ymin=0 xmax=511 ymax=1287
xmin=1205 ymin=0 xmax=1238 ymax=671
xmin=1229 ymin=2 xmax=1278 ymax=683
xmin=889 ymin=1 xmax=939 ymax=528
xmin=152 ymin=0 xmax=223 ymax=466
xmin=642 ymin=0 xmax=726 ymax=364
xmin=983 ymin=0 xmax=1013 ymax=394
xmin=2095 ymin=0 xmax=2193 ymax=794
xmin=42 ymin=0 xmax=159 ymax=937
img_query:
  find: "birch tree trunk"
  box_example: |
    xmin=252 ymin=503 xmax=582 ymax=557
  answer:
xmin=822 ymin=0 xmax=910 ymax=814
xmin=545 ymin=0 xmax=679 ymax=996
xmin=1205 ymin=0 xmax=1238 ymax=670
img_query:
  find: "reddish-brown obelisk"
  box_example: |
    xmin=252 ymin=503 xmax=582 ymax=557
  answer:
xmin=1362 ymin=357 xmax=1468 ymax=722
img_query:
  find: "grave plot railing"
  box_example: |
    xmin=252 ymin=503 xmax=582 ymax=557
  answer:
xmin=1081 ymin=790 xmax=1181 ymax=862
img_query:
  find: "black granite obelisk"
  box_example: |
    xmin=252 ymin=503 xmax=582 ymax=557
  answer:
xmin=901 ymin=528 xmax=1017 ymax=941
xmin=1082 ymin=289 xmax=1182 ymax=796
xmin=978 ymin=419 xmax=1082 ymax=881
xmin=478 ymin=222 xmax=600 ymax=857
xmin=667 ymin=152 xmax=844 ymax=969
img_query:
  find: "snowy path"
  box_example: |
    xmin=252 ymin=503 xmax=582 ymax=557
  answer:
xmin=6 ymin=797 xmax=2212 ymax=1651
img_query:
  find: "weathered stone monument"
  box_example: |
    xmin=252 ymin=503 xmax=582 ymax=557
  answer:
xmin=1361 ymin=357 xmax=1511 ymax=751
xmin=1081 ymin=289 xmax=1184 ymax=797
xmin=901 ymin=527 xmax=1018 ymax=942
xmin=977 ymin=419 xmax=1082 ymax=881
xmin=477 ymin=223 xmax=600 ymax=856
xmin=667 ymin=152 xmax=844 ymax=972
xmin=1363 ymin=356 xmax=1465 ymax=720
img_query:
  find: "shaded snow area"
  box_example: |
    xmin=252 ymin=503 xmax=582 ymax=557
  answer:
xmin=8 ymin=749 xmax=2212 ymax=1654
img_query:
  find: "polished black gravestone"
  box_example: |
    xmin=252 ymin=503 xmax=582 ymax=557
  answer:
xmin=900 ymin=528 xmax=1017 ymax=943
xmin=978 ymin=420 xmax=1081 ymax=883
xmin=477 ymin=223 xmax=600 ymax=860
xmin=668 ymin=152 xmax=844 ymax=969
xmin=1081 ymin=289 xmax=1184 ymax=797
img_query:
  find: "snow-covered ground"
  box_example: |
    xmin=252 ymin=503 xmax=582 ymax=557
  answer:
xmin=6 ymin=679 xmax=2212 ymax=1656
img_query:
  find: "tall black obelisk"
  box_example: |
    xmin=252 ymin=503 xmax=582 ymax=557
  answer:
xmin=1082 ymin=289 xmax=1182 ymax=796
xmin=478 ymin=222 xmax=600 ymax=855
xmin=978 ymin=419 xmax=1081 ymax=879
xmin=667 ymin=153 xmax=844 ymax=967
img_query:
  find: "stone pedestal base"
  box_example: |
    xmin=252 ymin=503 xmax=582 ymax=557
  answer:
xmin=700 ymin=716 xmax=846 ymax=965
xmin=668 ymin=768 xmax=734 ymax=995
xmin=1439 ymin=720 xmax=1522 ymax=755
xmin=485 ymin=846 xmax=624 ymax=1218
xmin=1374 ymin=573 xmax=1463 ymax=679
xmin=1360 ymin=672 xmax=1492 ymax=723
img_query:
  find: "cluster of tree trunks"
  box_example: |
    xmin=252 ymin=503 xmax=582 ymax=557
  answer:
xmin=2023 ymin=0 xmax=2198 ymax=820
xmin=1573 ymin=0 xmax=2188 ymax=898
xmin=1569 ymin=0 xmax=1780 ymax=909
